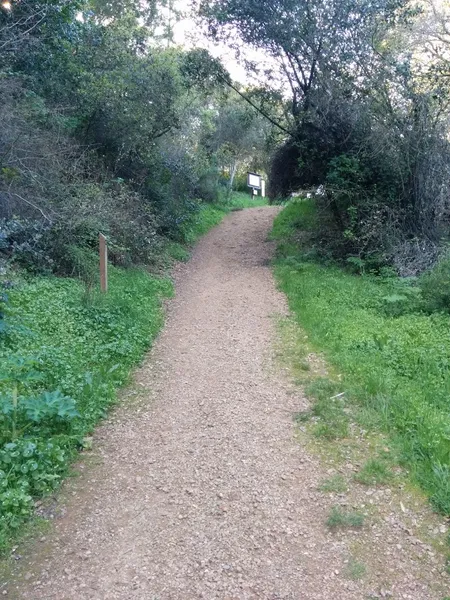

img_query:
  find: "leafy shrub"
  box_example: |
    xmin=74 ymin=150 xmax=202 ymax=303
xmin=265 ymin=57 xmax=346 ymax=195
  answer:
xmin=233 ymin=173 xmax=250 ymax=193
xmin=0 ymin=436 xmax=74 ymax=534
xmin=0 ymin=389 xmax=78 ymax=443
xmin=0 ymin=282 xmax=9 ymax=336
xmin=0 ymin=219 xmax=52 ymax=273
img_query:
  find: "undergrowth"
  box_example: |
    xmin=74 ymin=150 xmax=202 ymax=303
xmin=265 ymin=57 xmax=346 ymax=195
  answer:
xmin=326 ymin=506 xmax=365 ymax=529
xmin=272 ymin=199 xmax=450 ymax=516
xmin=0 ymin=268 xmax=171 ymax=550
xmin=0 ymin=194 xmax=243 ymax=551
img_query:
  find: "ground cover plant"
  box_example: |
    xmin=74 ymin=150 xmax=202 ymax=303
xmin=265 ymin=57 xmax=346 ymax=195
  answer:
xmin=272 ymin=199 xmax=450 ymax=516
xmin=0 ymin=268 xmax=171 ymax=549
xmin=0 ymin=193 xmax=255 ymax=551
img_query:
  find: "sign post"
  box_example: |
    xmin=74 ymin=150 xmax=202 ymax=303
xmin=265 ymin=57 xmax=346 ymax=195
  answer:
xmin=247 ymin=172 xmax=262 ymax=198
xmin=261 ymin=180 xmax=266 ymax=198
xmin=99 ymin=233 xmax=108 ymax=293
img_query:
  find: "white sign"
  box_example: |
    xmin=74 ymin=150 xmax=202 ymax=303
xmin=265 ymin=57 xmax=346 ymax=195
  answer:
xmin=247 ymin=172 xmax=262 ymax=189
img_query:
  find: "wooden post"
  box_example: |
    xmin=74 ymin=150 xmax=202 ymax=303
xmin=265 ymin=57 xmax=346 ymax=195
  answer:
xmin=99 ymin=233 xmax=108 ymax=293
xmin=261 ymin=180 xmax=266 ymax=198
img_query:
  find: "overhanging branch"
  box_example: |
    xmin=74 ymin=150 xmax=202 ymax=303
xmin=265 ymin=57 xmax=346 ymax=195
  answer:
xmin=217 ymin=74 xmax=294 ymax=137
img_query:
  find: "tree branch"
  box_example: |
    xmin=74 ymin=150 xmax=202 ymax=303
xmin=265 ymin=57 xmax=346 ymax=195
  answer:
xmin=11 ymin=193 xmax=53 ymax=222
xmin=217 ymin=75 xmax=293 ymax=137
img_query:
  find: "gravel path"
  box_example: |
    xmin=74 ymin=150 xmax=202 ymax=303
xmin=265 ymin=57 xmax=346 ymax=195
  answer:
xmin=11 ymin=207 xmax=449 ymax=599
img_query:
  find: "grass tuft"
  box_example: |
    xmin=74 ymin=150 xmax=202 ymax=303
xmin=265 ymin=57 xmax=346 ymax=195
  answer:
xmin=345 ymin=558 xmax=366 ymax=580
xmin=326 ymin=506 xmax=365 ymax=529
xmin=354 ymin=459 xmax=393 ymax=486
xmin=294 ymin=410 xmax=312 ymax=423
xmin=318 ymin=475 xmax=348 ymax=493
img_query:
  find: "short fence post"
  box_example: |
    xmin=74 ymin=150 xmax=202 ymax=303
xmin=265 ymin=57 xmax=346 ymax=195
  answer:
xmin=99 ymin=233 xmax=108 ymax=293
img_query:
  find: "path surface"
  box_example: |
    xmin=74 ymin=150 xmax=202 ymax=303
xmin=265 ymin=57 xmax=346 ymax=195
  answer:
xmin=11 ymin=208 xmax=448 ymax=599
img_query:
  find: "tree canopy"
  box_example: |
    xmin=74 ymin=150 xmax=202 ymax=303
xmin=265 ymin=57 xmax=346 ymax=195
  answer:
xmin=200 ymin=0 xmax=450 ymax=274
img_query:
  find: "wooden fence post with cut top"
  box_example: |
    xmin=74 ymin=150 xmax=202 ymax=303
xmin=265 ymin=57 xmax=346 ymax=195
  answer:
xmin=99 ymin=233 xmax=108 ymax=293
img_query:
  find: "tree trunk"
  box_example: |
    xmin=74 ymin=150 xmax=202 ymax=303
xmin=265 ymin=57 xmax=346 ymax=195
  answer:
xmin=229 ymin=160 xmax=238 ymax=192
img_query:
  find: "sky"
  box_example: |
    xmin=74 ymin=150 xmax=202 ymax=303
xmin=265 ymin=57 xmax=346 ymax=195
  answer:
xmin=173 ymin=15 xmax=250 ymax=83
xmin=170 ymin=5 xmax=271 ymax=86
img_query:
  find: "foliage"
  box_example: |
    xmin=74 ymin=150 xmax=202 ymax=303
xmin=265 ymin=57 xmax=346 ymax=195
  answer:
xmin=0 ymin=187 xmax=236 ymax=548
xmin=344 ymin=558 xmax=366 ymax=581
xmin=0 ymin=0 xmax=273 ymax=277
xmin=419 ymin=254 xmax=450 ymax=313
xmin=201 ymin=0 xmax=450 ymax=273
xmin=0 ymin=267 xmax=171 ymax=547
xmin=353 ymin=459 xmax=394 ymax=486
xmin=0 ymin=357 xmax=79 ymax=443
xmin=318 ymin=475 xmax=348 ymax=494
xmin=0 ymin=280 xmax=12 ymax=336
xmin=202 ymin=92 xmax=273 ymax=192
xmin=307 ymin=378 xmax=350 ymax=440
xmin=272 ymin=201 xmax=450 ymax=515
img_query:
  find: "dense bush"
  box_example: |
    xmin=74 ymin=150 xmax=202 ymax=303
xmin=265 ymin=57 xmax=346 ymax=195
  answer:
xmin=269 ymin=97 xmax=450 ymax=274
xmin=0 ymin=0 xmax=272 ymax=277
xmin=202 ymin=0 xmax=450 ymax=275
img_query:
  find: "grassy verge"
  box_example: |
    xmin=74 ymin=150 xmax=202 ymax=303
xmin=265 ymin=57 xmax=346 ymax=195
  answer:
xmin=0 ymin=268 xmax=171 ymax=550
xmin=0 ymin=194 xmax=248 ymax=551
xmin=272 ymin=199 xmax=450 ymax=516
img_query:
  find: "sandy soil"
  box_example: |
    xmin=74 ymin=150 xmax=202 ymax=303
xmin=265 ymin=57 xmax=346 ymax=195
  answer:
xmin=8 ymin=207 xmax=449 ymax=599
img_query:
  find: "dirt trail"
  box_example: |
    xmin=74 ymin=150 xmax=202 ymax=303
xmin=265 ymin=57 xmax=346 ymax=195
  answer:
xmin=9 ymin=208 xmax=449 ymax=599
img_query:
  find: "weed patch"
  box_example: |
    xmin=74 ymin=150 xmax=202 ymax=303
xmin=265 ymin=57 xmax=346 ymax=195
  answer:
xmin=0 ymin=268 xmax=172 ymax=550
xmin=354 ymin=459 xmax=393 ymax=486
xmin=306 ymin=378 xmax=350 ymax=440
xmin=293 ymin=410 xmax=312 ymax=423
xmin=344 ymin=558 xmax=366 ymax=580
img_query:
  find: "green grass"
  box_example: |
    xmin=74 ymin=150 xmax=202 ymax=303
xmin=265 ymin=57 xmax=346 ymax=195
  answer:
xmin=272 ymin=199 xmax=450 ymax=515
xmin=0 ymin=196 xmax=237 ymax=551
xmin=223 ymin=190 xmax=268 ymax=209
xmin=318 ymin=474 xmax=348 ymax=493
xmin=344 ymin=558 xmax=366 ymax=580
xmin=0 ymin=268 xmax=172 ymax=549
xmin=326 ymin=506 xmax=365 ymax=529
xmin=307 ymin=378 xmax=350 ymax=440
xmin=180 ymin=204 xmax=230 ymax=244
xmin=354 ymin=458 xmax=393 ymax=486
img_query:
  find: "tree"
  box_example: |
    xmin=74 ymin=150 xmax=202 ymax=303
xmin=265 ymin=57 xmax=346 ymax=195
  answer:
xmin=199 ymin=0 xmax=450 ymax=273
xmin=204 ymin=93 xmax=271 ymax=190
xmin=199 ymin=0 xmax=408 ymax=121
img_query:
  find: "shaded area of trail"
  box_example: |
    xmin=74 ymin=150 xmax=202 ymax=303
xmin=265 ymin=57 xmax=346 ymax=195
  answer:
xmin=11 ymin=208 xmax=447 ymax=599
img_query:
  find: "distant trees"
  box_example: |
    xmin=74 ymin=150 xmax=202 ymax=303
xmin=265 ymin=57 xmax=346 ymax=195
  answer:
xmin=200 ymin=0 xmax=450 ymax=274
xmin=203 ymin=94 xmax=272 ymax=191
